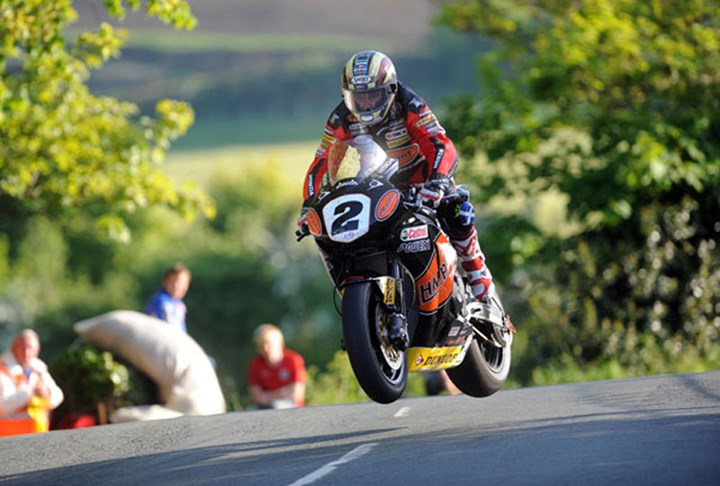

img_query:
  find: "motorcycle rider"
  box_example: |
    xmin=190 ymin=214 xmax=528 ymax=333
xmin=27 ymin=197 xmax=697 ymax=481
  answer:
xmin=298 ymin=50 xmax=510 ymax=349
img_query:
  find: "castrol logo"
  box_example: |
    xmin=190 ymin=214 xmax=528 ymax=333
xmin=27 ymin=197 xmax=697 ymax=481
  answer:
xmin=400 ymin=225 xmax=428 ymax=242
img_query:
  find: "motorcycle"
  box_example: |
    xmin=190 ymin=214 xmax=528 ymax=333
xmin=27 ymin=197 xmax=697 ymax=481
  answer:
xmin=297 ymin=137 xmax=513 ymax=404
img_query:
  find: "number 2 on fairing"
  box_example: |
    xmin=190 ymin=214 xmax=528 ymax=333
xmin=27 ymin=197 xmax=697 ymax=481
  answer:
xmin=322 ymin=194 xmax=371 ymax=243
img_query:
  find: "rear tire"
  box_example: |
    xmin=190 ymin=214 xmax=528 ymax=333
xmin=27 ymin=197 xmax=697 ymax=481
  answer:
xmin=446 ymin=333 xmax=512 ymax=397
xmin=342 ymin=282 xmax=407 ymax=404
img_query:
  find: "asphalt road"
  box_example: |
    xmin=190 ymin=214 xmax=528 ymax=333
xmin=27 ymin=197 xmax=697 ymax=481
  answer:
xmin=1 ymin=371 xmax=718 ymax=485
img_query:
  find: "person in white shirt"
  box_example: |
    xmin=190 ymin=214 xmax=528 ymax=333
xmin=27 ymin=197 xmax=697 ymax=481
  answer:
xmin=0 ymin=329 xmax=64 ymax=436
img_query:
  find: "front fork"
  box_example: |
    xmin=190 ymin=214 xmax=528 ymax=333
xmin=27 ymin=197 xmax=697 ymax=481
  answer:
xmin=335 ymin=251 xmax=410 ymax=342
xmin=384 ymin=254 xmax=406 ymax=337
xmin=346 ymin=254 xmax=406 ymax=342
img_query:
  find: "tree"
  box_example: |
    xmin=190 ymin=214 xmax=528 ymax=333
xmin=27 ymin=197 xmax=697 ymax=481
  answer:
xmin=437 ymin=0 xmax=720 ymax=380
xmin=0 ymin=0 xmax=213 ymax=245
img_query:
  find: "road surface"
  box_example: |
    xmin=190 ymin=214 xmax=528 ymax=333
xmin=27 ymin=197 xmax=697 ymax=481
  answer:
xmin=1 ymin=371 xmax=718 ymax=485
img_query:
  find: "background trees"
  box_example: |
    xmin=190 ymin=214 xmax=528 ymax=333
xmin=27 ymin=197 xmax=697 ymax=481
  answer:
xmin=0 ymin=0 xmax=212 ymax=246
xmin=0 ymin=0 xmax=212 ymax=343
xmin=437 ymin=0 xmax=720 ymax=381
xmin=1 ymin=0 xmax=718 ymax=411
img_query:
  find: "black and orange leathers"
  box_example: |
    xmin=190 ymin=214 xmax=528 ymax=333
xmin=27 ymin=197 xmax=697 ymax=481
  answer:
xmin=302 ymin=82 xmax=458 ymax=207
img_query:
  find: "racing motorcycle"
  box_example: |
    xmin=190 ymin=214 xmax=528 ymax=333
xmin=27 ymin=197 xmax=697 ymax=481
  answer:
xmin=297 ymin=137 xmax=513 ymax=404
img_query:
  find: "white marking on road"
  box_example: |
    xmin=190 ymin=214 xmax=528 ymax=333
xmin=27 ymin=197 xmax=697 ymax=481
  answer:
xmin=288 ymin=442 xmax=379 ymax=486
xmin=394 ymin=406 xmax=411 ymax=418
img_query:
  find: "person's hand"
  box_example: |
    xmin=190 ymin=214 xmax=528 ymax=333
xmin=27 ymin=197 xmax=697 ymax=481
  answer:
xmin=33 ymin=383 xmax=50 ymax=399
xmin=418 ymin=176 xmax=451 ymax=208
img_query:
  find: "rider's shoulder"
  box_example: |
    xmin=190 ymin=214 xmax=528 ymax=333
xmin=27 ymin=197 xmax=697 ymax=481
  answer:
xmin=396 ymin=82 xmax=428 ymax=114
xmin=326 ymin=101 xmax=354 ymax=130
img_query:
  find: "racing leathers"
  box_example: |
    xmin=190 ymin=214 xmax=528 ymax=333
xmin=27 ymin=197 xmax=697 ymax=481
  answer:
xmin=300 ymin=81 xmax=497 ymax=304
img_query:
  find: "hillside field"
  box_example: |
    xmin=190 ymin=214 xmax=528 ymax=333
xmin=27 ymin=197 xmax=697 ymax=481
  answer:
xmin=164 ymin=141 xmax=316 ymax=189
xmin=72 ymin=0 xmax=490 ymax=150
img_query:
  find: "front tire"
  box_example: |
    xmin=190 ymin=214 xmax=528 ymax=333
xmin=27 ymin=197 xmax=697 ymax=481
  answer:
xmin=447 ymin=332 xmax=512 ymax=397
xmin=342 ymin=282 xmax=407 ymax=404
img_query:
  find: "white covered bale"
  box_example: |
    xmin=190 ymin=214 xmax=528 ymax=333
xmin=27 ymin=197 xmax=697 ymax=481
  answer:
xmin=74 ymin=310 xmax=226 ymax=421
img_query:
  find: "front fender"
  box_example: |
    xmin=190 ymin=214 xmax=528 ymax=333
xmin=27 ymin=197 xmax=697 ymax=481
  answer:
xmin=340 ymin=276 xmax=398 ymax=308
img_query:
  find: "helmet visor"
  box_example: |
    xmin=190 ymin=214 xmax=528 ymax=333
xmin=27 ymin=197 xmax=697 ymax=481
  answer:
xmin=343 ymin=87 xmax=391 ymax=123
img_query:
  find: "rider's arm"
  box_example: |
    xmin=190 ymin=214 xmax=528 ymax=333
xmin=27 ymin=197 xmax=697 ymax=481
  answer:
xmin=404 ymin=95 xmax=458 ymax=180
xmin=302 ymin=110 xmax=354 ymax=207
xmin=302 ymin=157 xmax=327 ymax=206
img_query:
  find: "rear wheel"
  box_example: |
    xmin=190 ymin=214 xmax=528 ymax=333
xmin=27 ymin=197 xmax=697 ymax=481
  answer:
xmin=342 ymin=282 xmax=407 ymax=404
xmin=446 ymin=331 xmax=512 ymax=397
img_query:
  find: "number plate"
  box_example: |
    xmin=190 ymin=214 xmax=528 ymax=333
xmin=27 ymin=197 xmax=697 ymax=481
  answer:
xmin=322 ymin=194 xmax=371 ymax=243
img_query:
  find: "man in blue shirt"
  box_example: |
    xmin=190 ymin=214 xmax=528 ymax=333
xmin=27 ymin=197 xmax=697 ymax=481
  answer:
xmin=145 ymin=263 xmax=192 ymax=333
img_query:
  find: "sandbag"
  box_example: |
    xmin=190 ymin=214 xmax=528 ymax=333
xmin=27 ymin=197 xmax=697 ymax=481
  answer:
xmin=74 ymin=310 xmax=225 ymax=420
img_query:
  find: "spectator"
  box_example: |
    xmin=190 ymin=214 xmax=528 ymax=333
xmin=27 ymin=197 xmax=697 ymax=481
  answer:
xmin=0 ymin=329 xmax=64 ymax=436
xmin=248 ymin=324 xmax=306 ymax=409
xmin=145 ymin=263 xmax=191 ymax=333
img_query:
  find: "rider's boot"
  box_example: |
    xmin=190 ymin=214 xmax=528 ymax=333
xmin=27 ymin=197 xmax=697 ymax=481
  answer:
xmin=451 ymin=228 xmax=495 ymax=302
xmin=387 ymin=312 xmax=409 ymax=350
xmin=451 ymin=228 xmax=516 ymax=334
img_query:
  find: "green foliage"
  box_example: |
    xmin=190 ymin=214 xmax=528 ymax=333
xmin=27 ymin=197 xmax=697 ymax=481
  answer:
xmin=438 ymin=0 xmax=720 ymax=384
xmin=0 ymin=0 xmax=213 ymax=245
xmin=305 ymin=351 xmax=369 ymax=406
xmin=49 ymin=344 xmax=130 ymax=413
xmin=6 ymin=0 xmax=719 ymax=410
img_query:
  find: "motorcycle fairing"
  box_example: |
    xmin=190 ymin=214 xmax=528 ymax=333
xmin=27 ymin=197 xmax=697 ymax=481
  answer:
xmin=391 ymin=214 xmax=456 ymax=316
xmin=415 ymin=232 xmax=457 ymax=314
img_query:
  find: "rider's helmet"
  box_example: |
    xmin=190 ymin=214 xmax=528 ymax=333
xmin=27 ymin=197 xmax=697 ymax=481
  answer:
xmin=340 ymin=50 xmax=398 ymax=126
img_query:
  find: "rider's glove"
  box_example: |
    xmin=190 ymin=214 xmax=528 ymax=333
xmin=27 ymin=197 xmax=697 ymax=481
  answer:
xmin=418 ymin=175 xmax=452 ymax=208
xmin=296 ymin=208 xmax=310 ymax=240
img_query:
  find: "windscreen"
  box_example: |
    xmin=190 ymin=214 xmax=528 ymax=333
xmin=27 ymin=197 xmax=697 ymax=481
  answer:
xmin=327 ymin=136 xmax=388 ymax=186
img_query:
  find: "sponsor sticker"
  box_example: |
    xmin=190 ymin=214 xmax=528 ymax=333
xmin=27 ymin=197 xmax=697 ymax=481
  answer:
xmin=398 ymin=240 xmax=431 ymax=253
xmin=352 ymin=75 xmax=372 ymax=85
xmin=307 ymin=208 xmax=322 ymax=236
xmin=415 ymin=112 xmax=444 ymax=135
xmin=419 ymin=262 xmax=449 ymax=305
xmin=375 ymin=190 xmax=400 ymax=221
xmin=388 ymin=144 xmax=420 ymax=166
xmin=386 ymin=135 xmax=412 ymax=149
xmin=385 ymin=128 xmax=408 ymax=141
xmin=315 ymin=133 xmax=335 ymax=157
xmin=336 ymin=180 xmax=359 ymax=189
xmin=407 ymin=345 xmax=465 ymax=371
xmin=422 ymin=353 xmax=459 ymax=366
xmin=400 ymin=225 xmax=428 ymax=241
xmin=384 ymin=278 xmax=396 ymax=306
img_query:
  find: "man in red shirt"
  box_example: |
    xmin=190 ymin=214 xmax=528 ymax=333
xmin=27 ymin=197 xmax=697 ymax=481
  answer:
xmin=298 ymin=50 xmax=509 ymax=349
xmin=248 ymin=324 xmax=306 ymax=409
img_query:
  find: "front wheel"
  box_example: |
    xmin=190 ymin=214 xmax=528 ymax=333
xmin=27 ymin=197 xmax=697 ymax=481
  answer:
xmin=342 ymin=282 xmax=407 ymax=404
xmin=447 ymin=332 xmax=512 ymax=397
